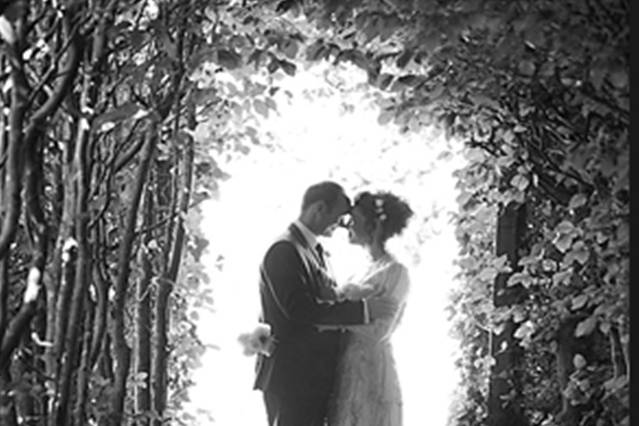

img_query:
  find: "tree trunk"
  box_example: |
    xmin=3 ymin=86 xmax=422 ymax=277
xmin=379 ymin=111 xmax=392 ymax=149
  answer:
xmin=54 ymin=105 xmax=92 ymax=426
xmin=0 ymin=367 xmax=17 ymax=426
xmin=73 ymin=294 xmax=94 ymax=425
xmin=487 ymin=202 xmax=528 ymax=426
xmin=89 ymin=253 xmax=109 ymax=370
xmin=152 ymin=109 xmax=194 ymax=424
xmin=110 ymin=127 xmax=156 ymax=425
xmin=134 ymin=188 xmax=154 ymax=425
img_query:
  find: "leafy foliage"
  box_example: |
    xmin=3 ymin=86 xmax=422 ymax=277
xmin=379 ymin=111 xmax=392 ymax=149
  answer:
xmin=0 ymin=0 xmax=628 ymax=425
xmin=242 ymin=0 xmax=629 ymax=424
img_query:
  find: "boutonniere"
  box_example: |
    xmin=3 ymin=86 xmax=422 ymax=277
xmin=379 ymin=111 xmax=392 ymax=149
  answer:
xmin=238 ymin=323 xmax=277 ymax=357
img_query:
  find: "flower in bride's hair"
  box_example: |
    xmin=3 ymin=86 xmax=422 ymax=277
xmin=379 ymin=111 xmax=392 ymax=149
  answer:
xmin=238 ymin=323 xmax=277 ymax=357
xmin=374 ymin=198 xmax=387 ymax=222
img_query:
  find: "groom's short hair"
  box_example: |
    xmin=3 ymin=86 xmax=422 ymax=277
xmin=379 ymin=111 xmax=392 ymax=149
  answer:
xmin=301 ymin=181 xmax=349 ymax=212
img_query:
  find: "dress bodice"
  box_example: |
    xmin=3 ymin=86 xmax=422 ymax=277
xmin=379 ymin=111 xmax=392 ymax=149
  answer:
xmin=338 ymin=256 xmax=410 ymax=344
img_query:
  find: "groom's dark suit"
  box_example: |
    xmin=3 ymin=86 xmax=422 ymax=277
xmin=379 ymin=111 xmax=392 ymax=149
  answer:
xmin=254 ymin=223 xmax=367 ymax=426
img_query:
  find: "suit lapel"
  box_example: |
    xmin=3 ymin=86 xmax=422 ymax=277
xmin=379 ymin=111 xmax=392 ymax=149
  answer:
xmin=289 ymin=224 xmax=338 ymax=301
xmin=289 ymin=224 xmax=324 ymax=269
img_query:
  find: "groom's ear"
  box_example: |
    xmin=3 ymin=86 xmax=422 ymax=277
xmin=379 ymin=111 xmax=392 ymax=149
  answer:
xmin=315 ymin=200 xmax=329 ymax=214
xmin=307 ymin=200 xmax=325 ymax=216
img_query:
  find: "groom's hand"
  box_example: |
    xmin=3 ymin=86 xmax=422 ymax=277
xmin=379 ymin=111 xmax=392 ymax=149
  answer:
xmin=366 ymin=296 xmax=398 ymax=321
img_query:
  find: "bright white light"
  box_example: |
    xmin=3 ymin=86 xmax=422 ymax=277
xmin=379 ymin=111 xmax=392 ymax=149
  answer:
xmin=185 ymin=62 xmax=465 ymax=425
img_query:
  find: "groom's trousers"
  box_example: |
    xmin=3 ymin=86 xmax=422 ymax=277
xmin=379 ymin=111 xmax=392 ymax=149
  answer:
xmin=263 ymin=390 xmax=329 ymax=426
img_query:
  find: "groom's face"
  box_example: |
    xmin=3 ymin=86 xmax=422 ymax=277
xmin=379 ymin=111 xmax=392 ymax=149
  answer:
xmin=319 ymin=194 xmax=351 ymax=237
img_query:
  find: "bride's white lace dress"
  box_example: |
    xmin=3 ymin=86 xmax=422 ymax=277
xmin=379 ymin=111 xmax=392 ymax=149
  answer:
xmin=328 ymin=254 xmax=410 ymax=426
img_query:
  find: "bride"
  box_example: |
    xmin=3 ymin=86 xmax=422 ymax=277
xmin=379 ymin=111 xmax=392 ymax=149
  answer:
xmin=327 ymin=190 xmax=413 ymax=426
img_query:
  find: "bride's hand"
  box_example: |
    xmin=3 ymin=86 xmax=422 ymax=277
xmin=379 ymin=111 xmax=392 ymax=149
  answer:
xmin=338 ymin=283 xmax=360 ymax=301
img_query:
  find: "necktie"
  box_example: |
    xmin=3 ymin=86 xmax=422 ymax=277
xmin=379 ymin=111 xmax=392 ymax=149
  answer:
xmin=315 ymin=243 xmax=326 ymax=268
xmin=314 ymin=243 xmax=337 ymax=291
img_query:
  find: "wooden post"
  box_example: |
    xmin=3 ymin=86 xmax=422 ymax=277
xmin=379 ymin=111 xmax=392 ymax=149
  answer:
xmin=487 ymin=202 xmax=528 ymax=426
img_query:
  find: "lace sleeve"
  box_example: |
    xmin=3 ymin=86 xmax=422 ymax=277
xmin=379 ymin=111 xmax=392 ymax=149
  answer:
xmin=387 ymin=262 xmax=410 ymax=304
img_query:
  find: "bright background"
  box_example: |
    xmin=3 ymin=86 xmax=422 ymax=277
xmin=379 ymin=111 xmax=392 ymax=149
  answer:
xmin=185 ymin=62 xmax=466 ymax=425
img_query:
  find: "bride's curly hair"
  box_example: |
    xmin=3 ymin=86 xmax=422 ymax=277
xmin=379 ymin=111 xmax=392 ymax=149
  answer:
xmin=352 ymin=191 xmax=414 ymax=243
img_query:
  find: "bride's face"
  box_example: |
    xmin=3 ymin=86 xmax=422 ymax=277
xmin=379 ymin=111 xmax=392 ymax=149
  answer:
xmin=347 ymin=207 xmax=372 ymax=246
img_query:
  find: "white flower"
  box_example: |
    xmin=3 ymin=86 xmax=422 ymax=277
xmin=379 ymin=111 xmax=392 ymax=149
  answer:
xmin=238 ymin=323 xmax=277 ymax=357
xmin=374 ymin=197 xmax=386 ymax=222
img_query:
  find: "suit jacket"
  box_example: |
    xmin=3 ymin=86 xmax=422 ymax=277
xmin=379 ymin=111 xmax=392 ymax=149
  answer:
xmin=253 ymin=223 xmax=367 ymax=397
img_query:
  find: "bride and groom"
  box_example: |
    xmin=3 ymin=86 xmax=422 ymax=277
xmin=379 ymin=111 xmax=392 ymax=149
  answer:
xmin=253 ymin=181 xmax=414 ymax=425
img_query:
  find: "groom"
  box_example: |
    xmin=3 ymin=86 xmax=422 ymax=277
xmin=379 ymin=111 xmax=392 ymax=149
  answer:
xmin=253 ymin=181 xmax=398 ymax=426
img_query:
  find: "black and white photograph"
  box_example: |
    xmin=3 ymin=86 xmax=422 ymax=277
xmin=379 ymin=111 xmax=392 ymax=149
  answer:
xmin=0 ymin=1 xmax=629 ymax=425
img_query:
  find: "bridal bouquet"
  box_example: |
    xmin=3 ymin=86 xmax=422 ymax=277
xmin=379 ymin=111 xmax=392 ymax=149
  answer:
xmin=238 ymin=323 xmax=277 ymax=357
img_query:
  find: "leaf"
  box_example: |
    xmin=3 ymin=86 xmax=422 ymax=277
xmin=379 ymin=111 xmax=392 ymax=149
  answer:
xmin=568 ymin=193 xmax=588 ymax=210
xmin=280 ymin=38 xmax=299 ymax=59
xmin=265 ymin=97 xmax=277 ymax=111
xmin=267 ymin=58 xmax=279 ymax=73
xmin=542 ymin=259 xmax=557 ymax=272
xmin=377 ymin=109 xmax=394 ymax=125
xmin=510 ymin=174 xmax=529 ymax=191
xmin=253 ymin=99 xmax=268 ymax=118
xmin=246 ymin=49 xmax=265 ymax=69
xmin=608 ymin=68 xmax=628 ymax=89
xmin=553 ymin=234 xmax=573 ymax=253
xmin=589 ymin=67 xmax=606 ymax=91
xmin=518 ymin=59 xmax=536 ymax=76
xmin=346 ymin=49 xmax=371 ymax=73
xmin=555 ymin=220 xmax=575 ymax=235
xmin=599 ymin=321 xmax=611 ymax=335
xmin=571 ymin=294 xmax=588 ymax=310
xmin=374 ymin=73 xmax=394 ymax=90
xmin=279 ymin=59 xmax=296 ymax=76
xmin=573 ymin=353 xmax=587 ymax=369
xmin=518 ymin=254 xmax=539 ymax=267
xmin=160 ymin=33 xmax=177 ymax=60
xmin=537 ymin=61 xmax=554 ymax=77
xmin=470 ymin=94 xmax=501 ymax=110
xmin=603 ymin=375 xmax=628 ymax=392
xmin=566 ymin=241 xmax=589 ymax=265
xmin=437 ymin=151 xmax=453 ymax=161
xmin=395 ymin=74 xmax=421 ymax=88
xmin=305 ymin=39 xmax=325 ymax=61
xmin=0 ymin=16 xmax=16 ymax=44
xmin=395 ymin=49 xmax=413 ymax=68
xmin=491 ymin=254 xmax=511 ymax=272
xmin=512 ymin=307 xmax=526 ymax=323
xmin=501 ymin=129 xmax=515 ymax=144
xmin=552 ymin=269 xmax=572 ymax=286
xmin=478 ymin=266 xmax=498 ymax=281
xmin=513 ymin=320 xmax=534 ymax=340
xmin=507 ymin=272 xmax=533 ymax=288
xmin=276 ymin=0 xmax=297 ymax=14
xmin=464 ymin=147 xmax=485 ymax=162
xmin=428 ymin=84 xmax=445 ymax=99
xmin=575 ymin=316 xmax=597 ymax=337
xmin=216 ymin=49 xmax=242 ymax=70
